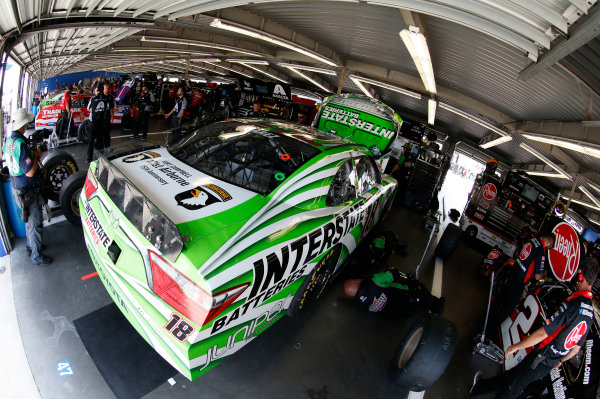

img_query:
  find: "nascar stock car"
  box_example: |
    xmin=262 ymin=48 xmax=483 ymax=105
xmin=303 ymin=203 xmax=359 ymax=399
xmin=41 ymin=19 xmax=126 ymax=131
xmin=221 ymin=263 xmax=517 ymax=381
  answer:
xmin=76 ymin=95 xmax=403 ymax=380
xmin=479 ymin=222 xmax=599 ymax=398
xmin=34 ymin=93 xmax=93 ymax=132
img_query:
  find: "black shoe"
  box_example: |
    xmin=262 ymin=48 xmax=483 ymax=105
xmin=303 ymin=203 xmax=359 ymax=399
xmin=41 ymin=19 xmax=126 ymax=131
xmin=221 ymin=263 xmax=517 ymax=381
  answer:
xmin=140 ymin=137 xmax=147 ymax=142
xmin=32 ymin=255 xmax=53 ymax=266
xmin=430 ymin=297 xmax=446 ymax=315
xmin=470 ymin=370 xmax=482 ymax=395
xmin=26 ymin=245 xmax=46 ymax=256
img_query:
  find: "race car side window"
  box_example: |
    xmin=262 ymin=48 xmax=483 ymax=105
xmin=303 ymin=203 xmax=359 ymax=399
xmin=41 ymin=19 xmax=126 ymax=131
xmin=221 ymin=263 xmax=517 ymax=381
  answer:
xmin=326 ymin=159 xmax=356 ymax=206
xmin=355 ymin=156 xmax=381 ymax=197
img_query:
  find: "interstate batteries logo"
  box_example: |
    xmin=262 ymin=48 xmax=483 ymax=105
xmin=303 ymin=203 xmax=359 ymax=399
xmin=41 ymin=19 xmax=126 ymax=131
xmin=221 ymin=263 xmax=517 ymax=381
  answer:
xmin=320 ymin=105 xmax=395 ymax=139
xmin=175 ymin=184 xmax=232 ymax=210
xmin=548 ymin=222 xmax=581 ymax=282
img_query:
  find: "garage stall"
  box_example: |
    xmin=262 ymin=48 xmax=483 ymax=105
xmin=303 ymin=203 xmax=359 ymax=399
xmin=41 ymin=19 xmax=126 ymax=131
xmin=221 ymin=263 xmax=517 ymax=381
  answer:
xmin=1 ymin=2 xmax=600 ymax=399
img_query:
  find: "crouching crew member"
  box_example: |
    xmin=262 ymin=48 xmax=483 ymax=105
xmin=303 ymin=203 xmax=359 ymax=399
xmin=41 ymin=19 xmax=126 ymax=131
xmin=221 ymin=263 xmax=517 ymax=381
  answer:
xmin=2 ymin=108 xmax=52 ymax=265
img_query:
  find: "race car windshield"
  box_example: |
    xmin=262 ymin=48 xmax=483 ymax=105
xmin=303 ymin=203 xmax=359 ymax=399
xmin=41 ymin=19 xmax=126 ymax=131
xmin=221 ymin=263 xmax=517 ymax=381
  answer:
xmin=168 ymin=122 xmax=320 ymax=195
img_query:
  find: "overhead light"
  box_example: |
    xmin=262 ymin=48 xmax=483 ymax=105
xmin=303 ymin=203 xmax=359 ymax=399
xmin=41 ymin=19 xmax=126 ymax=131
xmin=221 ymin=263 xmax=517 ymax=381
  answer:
xmin=589 ymin=218 xmax=600 ymax=227
xmin=522 ymin=133 xmax=600 ymax=159
xmin=285 ymin=67 xmax=331 ymax=92
xmin=558 ymin=195 xmax=600 ymax=211
xmin=204 ymin=61 xmax=254 ymax=79
xmin=519 ymin=143 xmax=571 ymax=180
xmin=480 ymin=135 xmax=513 ymax=149
xmin=399 ymin=26 xmax=436 ymax=94
xmin=348 ymin=75 xmax=421 ymax=99
xmin=140 ymin=36 xmax=264 ymax=57
xmin=112 ymin=48 xmax=212 ymax=56
xmin=579 ymin=186 xmax=600 ymax=209
xmin=428 ymin=99 xmax=436 ymax=125
xmin=226 ymin=59 xmax=269 ymax=65
xmin=238 ymin=63 xmax=288 ymax=83
xmin=210 ymin=18 xmax=338 ymax=67
xmin=439 ymin=102 xmax=508 ymax=137
xmin=349 ymin=75 xmax=373 ymax=98
xmin=278 ymin=63 xmax=337 ymax=75
xmin=525 ymin=171 xmax=570 ymax=179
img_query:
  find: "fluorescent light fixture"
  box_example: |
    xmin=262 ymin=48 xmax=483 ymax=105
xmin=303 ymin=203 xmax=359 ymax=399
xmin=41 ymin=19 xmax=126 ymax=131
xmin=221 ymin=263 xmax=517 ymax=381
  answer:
xmin=589 ymin=218 xmax=600 ymax=227
xmin=579 ymin=186 xmax=600 ymax=209
xmin=238 ymin=63 xmax=288 ymax=83
xmin=399 ymin=26 xmax=436 ymax=94
xmin=348 ymin=74 xmax=421 ymax=99
xmin=112 ymin=48 xmax=212 ymax=56
xmin=140 ymin=36 xmax=264 ymax=57
xmin=428 ymin=99 xmax=436 ymax=125
xmin=349 ymin=75 xmax=373 ymax=98
xmin=522 ymin=133 xmax=600 ymax=159
xmin=525 ymin=171 xmax=570 ymax=179
xmin=278 ymin=63 xmax=337 ymax=75
xmin=285 ymin=67 xmax=331 ymax=92
xmin=560 ymin=195 xmax=600 ymax=211
xmin=480 ymin=135 xmax=513 ymax=149
xmin=439 ymin=102 xmax=508 ymax=137
xmin=519 ymin=143 xmax=571 ymax=180
xmin=204 ymin=61 xmax=254 ymax=79
xmin=211 ymin=18 xmax=338 ymax=67
xmin=226 ymin=59 xmax=269 ymax=65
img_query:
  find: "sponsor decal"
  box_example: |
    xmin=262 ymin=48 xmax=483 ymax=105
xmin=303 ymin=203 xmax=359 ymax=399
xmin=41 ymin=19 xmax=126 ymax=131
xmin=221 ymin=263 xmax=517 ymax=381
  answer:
xmin=583 ymin=339 xmax=593 ymax=384
xmin=474 ymin=212 xmax=484 ymax=220
xmin=549 ymin=368 xmax=567 ymax=399
xmin=519 ymin=243 xmax=532 ymax=260
xmin=143 ymin=159 xmax=191 ymax=187
xmin=369 ymin=293 xmax=387 ymax=312
xmin=56 ymin=360 xmax=74 ymax=378
xmin=565 ymin=321 xmax=587 ymax=350
xmin=25 ymin=157 xmax=31 ymax=166
xmin=83 ymin=201 xmax=111 ymax=249
xmin=548 ymin=222 xmax=580 ymax=281
xmin=482 ymin=183 xmax=497 ymax=200
xmin=320 ymin=105 xmax=395 ymax=139
xmin=175 ymin=184 xmax=232 ymax=211
xmin=479 ymin=199 xmax=489 ymax=209
xmin=164 ymin=313 xmax=195 ymax=343
xmin=122 ymin=151 xmax=160 ymax=163
xmin=488 ymin=250 xmax=500 ymax=260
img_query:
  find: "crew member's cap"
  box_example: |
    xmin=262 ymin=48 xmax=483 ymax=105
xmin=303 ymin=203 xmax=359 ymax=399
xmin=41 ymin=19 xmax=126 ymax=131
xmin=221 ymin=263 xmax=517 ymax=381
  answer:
xmin=10 ymin=108 xmax=34 ymax=131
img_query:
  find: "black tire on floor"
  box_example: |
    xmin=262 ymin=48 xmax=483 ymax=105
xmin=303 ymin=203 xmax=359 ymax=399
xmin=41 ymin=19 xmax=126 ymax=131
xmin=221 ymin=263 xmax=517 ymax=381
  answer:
xmin=121 ymin=110 xmax=134 ymax=130
xmin=59 ymin=171 xmax=86 ymax=225
xmin=435 ymin=223 xmax=462 ymax=261
xmin=41 ymin=151 xmax=79 ymax=202
xmin=77 ymin=119 xmax=91 ymax=144
xmin=287 ymin=244 xmax=342 ymax=317
xmin=388 ymin=315 xmax=457 ymax=391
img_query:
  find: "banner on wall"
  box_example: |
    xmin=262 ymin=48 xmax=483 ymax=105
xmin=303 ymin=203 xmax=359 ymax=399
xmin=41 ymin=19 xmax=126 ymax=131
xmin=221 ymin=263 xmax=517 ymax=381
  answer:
xmin=238 ymin=78 xmax=292 ymax=102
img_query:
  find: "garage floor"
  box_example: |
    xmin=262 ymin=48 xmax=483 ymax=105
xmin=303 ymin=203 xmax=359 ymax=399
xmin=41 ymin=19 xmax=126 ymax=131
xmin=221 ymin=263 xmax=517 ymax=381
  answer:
xmin=3 ymin=120 xmax=501 ymax=399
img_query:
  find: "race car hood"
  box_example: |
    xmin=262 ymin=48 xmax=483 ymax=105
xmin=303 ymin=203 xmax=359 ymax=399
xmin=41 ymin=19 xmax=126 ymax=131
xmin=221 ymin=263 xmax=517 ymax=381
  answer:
xmin=110 ymin=147 xmax=263 ymax=241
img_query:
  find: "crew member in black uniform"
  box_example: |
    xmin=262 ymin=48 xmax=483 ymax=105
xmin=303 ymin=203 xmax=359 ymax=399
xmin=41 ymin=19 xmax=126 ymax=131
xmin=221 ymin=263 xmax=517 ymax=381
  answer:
xmin=471 ymin=256 xmax=599 ymax=399
xmin=247 ymin=100 xmax=264 ymax=117
xmin=101 ymin=82 xmax=114 ymax=150
xmin=165 ymin=86 xmax=186 ymax=143
xmin=344 ymin=268 xmax=445 ymax=316
xmin=133 ymin=84 xmax=154 ymax=141
xmin=86 ymin=83 xmax=113 ymax=163
xmin=488 ymin=234 xmax=554 ymax=333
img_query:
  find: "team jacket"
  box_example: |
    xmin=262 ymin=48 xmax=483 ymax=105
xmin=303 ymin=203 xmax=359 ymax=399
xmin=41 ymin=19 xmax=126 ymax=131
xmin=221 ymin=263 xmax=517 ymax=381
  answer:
xmin=539 ymin=291 xmax=594 ymax=363
xmin=515 ymin=238 xmax=546 ymax=283
xmin=356 ymin=269 xmax=424 ymax=314
xmin=138 ymin=91 xmax=155 ymax=112
xmin=173 ymin=97 xmax=187 ymax=119
xmin=87 ymin=93 xmax=113 ymax=123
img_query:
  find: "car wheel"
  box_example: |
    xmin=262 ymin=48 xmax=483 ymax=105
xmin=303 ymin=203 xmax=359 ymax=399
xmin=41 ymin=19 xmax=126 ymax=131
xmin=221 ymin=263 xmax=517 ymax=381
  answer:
xmin=77 ymin=119 xmax=91 ymax=143
xmin=287 ymin=244 xmax=342 ymax=317
xmin=55 ymin=116 xmax=65 ymax=139
xmin=435 ymin=224 xmax=462 ymax=261
xmin=59 ymin=171 xmax=86 ymax=225
xmin=388 ymin=315 xmax=457 ymax=391
xmin=41 ymin=151 xmax=79 ymax=202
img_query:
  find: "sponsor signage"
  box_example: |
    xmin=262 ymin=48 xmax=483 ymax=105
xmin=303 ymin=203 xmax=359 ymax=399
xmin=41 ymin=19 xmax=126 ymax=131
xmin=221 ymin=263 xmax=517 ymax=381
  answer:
xmin=548 ymin=222 xmax=581 ymax=282
xmin=239 ymin=78 xmax=291 ymax=101
xmin=482 ymin=183 xmax=497 ymax=200
xmin=565 ymin=321 xmax=587 ymax=350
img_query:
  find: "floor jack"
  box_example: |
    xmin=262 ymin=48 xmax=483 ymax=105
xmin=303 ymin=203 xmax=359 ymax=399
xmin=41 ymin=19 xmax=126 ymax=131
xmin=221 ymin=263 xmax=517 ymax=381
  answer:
xmin=473 ymin=271 xmax=505 ymax=364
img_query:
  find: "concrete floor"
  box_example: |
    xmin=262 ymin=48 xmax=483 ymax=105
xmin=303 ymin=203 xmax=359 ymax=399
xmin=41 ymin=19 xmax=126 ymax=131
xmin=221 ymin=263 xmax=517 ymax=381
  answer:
xmin=1 ymin=119 xmax=502 ymax=399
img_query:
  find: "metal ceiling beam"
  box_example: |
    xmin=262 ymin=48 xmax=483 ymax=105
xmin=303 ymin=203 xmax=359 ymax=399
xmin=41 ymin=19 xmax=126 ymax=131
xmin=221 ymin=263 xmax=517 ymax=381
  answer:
xmin=519 ymin=4 xmax=600 ymax=80
xmin=507 ymin=0 xmax=568 ymax=34
xmin=10 ymin=0 xmax=23 ymax=34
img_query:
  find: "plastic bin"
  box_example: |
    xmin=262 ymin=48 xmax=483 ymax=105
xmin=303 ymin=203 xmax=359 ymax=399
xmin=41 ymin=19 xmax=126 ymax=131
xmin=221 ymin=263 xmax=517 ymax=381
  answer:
xmin=1 ymin=180 xmax=27 ymax=238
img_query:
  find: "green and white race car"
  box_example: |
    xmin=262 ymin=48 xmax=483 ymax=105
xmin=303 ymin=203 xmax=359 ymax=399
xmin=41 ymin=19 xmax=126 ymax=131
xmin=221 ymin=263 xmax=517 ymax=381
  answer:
xmin=79 ymin=95 xmax=401 ymax=380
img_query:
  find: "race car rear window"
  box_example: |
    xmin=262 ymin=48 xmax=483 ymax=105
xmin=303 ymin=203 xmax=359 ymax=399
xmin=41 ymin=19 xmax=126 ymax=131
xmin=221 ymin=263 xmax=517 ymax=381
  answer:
xmin=168 ymin=122 xmax=320 ymax=195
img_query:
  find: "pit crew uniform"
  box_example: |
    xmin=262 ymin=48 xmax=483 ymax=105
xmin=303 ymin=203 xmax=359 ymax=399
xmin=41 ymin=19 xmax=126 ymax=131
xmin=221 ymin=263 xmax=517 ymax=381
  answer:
xmin=471 ymin=291 xmax=594 ymax=399
xmin=489 ymin=238 xmax=546 ymax=333
xmin=170 ymin=96 xmax=187 ymax=143
xmin=133 ymin=91 xmax=154 ymax=140
xmin=87 ymin=93 xmax=112 ymax=163
xmin=355 ymin=269 xmax=445 ymax=316
xmin=59 ymin=89 xmax=72 ymax=137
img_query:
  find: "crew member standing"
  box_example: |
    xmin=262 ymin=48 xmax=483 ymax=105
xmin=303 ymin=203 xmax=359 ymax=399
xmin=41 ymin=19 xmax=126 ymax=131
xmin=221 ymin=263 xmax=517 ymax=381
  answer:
xmin=101 ymin=82 xmax=114 ymax=150
xmin=165 ymin=86 xmax=186 ymax=143
xmin=2 ymin=108 xmax=52 ymax=265
xmin=86 ymin=84 xmax=112 ymax=163
xmin=471 ymin=257 xmax=599 ymax=399
xmin=133 ymin=84 xmax=154 ymax=141
xmin=487 ymin=234 xmax=554 ymax=333
xmin=59 ymin=85 xmax=73 ymax=138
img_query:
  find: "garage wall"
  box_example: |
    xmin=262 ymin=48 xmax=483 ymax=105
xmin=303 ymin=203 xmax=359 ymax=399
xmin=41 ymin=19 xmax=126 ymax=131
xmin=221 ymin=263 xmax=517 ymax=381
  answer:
xmin=37 ymin=70 xmax=126 ymax=93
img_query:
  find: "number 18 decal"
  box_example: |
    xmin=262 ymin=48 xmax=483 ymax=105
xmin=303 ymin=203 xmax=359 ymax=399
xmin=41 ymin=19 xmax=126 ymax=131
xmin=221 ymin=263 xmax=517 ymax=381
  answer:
xmin=164 ymin=313 xmax=195 ymax=342
xmin=500 ymin=294 xmax=541 ymax=370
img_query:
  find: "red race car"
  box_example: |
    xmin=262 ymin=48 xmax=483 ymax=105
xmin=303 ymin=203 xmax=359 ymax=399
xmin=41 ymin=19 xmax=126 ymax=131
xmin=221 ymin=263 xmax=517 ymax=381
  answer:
xmin=35 ymin=93 xmax=93 ymax=131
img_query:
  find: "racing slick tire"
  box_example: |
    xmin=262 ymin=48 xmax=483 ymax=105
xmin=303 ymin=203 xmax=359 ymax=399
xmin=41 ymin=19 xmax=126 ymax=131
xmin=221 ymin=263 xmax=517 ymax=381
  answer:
xmin=287 ymin=244 xmax=342 ymax=317
xmin=435 ymin=223 xmax=462 ymax=261
xmin=59 ymin=171 xmax=86 ymax=225
xmin=77 ymin=119 xmax=91 ymax=144
xmin=388 ymin=315 xmax=457 ymax=391
xmin=41 ymin=151 xmax=79 ymax=202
